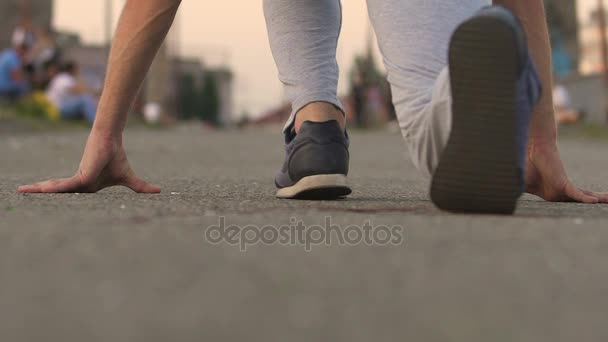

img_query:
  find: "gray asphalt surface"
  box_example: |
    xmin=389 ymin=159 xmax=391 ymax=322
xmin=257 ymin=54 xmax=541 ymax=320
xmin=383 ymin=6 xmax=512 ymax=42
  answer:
xmin=2 ymin=125 xmax=608 ymax=342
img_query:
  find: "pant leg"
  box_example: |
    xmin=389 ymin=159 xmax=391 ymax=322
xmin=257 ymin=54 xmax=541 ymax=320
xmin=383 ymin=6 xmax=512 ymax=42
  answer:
xmin=59 ymin=96 xmax=83 ymax=120
xmin=60 ymin=95 xmax=96 ymax=123
xmin=367 ymin=0 xmax=489 ymax=178
xmin=264 ymin=0 xmax=344 ymax=133
xmin=0 ymin=82 xmax=30 ymax=100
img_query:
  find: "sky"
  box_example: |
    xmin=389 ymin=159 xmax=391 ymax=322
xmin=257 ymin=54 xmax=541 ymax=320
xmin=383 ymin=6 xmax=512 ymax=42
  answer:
xmin=578 ymin=0 xmax=596 ymax=22
xmin=53 ymin=0 xmax=379 ymax=117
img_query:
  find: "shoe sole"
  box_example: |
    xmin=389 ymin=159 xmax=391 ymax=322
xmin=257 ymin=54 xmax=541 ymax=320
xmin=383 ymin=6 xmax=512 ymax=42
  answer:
xmin=430 ymin=15 xmax=522 ymax=215
xmin=276 ymin=174 xmax=352 ymax=200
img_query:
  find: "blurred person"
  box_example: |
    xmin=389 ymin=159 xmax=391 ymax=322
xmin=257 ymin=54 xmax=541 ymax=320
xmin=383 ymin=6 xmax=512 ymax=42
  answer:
xmin=0 ymin=33 xmax=31 ymax=100
xmin=27 ymin=26 xmax=59 ymax=67
xmin=46 ymin=61 xmax=97 ymax=124
xmin=26 ymin=25 xmax=60 ymax=89
xmin=263 ymin=0 xmax=608 ymax=212
xmin=12 ymin=17 xmax=36 ymax=51
xmin=553 ymin=84 xmax=581 ymax=125
xmin=18 ymin=0 xmax=608 ymax=215
xmin=12 ymin=17 xmax=37 ymax=78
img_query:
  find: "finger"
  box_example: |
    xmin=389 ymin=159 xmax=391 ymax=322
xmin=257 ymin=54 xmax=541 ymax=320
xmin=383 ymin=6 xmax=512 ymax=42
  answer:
xmin=18 ymin=182 xmax=45 ymax=193
xmin=123 ymin=176 xmax=161 ymax=194
xmin=565 ymin=182 xmax=599 ymax=204
xmin=18 ymin=177 xmax=83 ymax=193
xmin=581 ymin=189 xmax=608 ymax=203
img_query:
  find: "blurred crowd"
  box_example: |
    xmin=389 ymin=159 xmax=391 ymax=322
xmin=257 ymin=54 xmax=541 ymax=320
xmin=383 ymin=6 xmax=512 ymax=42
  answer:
xmin=0 ymin=19 xmax=97 ymax=123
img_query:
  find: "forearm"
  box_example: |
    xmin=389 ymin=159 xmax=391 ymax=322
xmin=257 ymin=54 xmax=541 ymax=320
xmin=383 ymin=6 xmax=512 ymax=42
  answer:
xmin=93 ymin=0 xmax=181 ymax=136
xmin=494 ymin=0 xmax=556 ymax=142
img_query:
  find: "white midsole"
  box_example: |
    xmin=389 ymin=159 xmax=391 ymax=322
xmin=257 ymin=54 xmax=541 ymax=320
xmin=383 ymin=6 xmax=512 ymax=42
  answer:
xmin=276 ymin=174 xmax=349 ymax=199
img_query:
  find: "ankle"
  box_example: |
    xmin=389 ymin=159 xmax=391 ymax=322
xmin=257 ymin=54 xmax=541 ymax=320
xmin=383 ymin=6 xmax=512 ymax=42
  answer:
xmin=294 ymin=102 xmax=345 ymax=133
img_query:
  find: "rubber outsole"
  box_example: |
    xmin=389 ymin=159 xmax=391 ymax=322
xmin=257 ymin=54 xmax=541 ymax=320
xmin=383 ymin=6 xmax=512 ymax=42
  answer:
xmin=430 ymin=15 xmax=523 ymax=215
xmin=276 ymin=174 xmax=352 ymax=200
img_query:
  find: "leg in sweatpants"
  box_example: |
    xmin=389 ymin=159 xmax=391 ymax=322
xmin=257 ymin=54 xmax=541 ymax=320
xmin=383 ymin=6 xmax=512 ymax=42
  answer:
xmin=367 ymin=0 xmax=489 ymax=178
xmin=263 ymin=0 xmax=344 ymax=133
xmin=265 ymin=0 xmax=351 ymax=199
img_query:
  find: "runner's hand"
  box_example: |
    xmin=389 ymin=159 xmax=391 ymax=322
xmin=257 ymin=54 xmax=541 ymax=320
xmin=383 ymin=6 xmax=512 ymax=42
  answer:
xmin=18 ymin=131 xmax=160 ymax=194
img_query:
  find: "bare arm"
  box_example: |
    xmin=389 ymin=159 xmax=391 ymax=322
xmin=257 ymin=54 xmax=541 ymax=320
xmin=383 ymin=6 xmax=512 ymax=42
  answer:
xmin=94 ymin=0 xmax=181 ymax=136
xmin=19 ymin=0 xmax=181 ymax=194
xmin=494 ymin=0 xmax=608 ymax=203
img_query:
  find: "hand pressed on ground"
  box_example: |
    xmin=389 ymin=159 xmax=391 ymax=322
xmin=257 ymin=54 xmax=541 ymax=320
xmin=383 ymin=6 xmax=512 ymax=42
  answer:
xmin=18 ymin=131 xmax=160 ymax=194
xmin=526 ymin=140 xmax=608 ymax=204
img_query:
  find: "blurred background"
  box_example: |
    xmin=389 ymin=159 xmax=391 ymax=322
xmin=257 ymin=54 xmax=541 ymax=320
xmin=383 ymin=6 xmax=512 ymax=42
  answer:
xmin=0 ymin=0 xmax=606 ymax=130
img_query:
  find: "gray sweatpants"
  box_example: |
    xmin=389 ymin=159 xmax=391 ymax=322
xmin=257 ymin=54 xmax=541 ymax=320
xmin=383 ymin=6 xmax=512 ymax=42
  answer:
xmin=264 ymin=0 xmax=489 ymax=177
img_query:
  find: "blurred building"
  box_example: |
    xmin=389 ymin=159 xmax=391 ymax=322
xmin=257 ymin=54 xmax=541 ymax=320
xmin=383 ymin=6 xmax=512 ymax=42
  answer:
xmin=146 ymin=42 xmax=173 ymax=117
xmin=0 ymin=0 xmax=53 ymax=48
xmin=172 ymin=56 xmax=234 ymax=126
xmin=555 ymin=0 xmax=608 ymax=124
xmin=579 ymin=1 xmax=608 ymax=74
xmin=213 ymin=68 xmax=234 ymax=126
xmin=174 ymin=57 xmax=206 ymax=89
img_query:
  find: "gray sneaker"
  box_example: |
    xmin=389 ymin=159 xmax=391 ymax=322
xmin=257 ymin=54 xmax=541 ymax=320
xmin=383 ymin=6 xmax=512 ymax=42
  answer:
xmin=275 ymin=120 xmax=351 ymax=199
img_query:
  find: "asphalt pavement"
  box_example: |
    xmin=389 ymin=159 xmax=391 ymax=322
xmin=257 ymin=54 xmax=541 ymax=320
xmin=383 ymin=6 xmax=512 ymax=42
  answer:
xmin=2 ymin=125 xmax=608 ymax=342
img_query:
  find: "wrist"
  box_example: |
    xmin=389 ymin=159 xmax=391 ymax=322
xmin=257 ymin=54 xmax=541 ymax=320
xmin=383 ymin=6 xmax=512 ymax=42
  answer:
xmin=528 ymin=132 xmax=557 ymax=146
xmin=91 ymin=116 xmax=123 ymax=138
xmin=91 ymin=123 xmax=122 ymax=143
xmin=527 ymin=137 xmax=559 ymax=160
xmin=528 ymin=110 xmax=558 ymax=145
